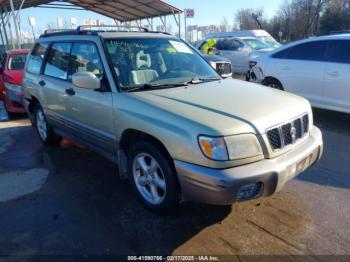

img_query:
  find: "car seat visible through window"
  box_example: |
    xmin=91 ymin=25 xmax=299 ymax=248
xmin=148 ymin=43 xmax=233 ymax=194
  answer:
xmin=129 ymin=50 xmax=158 ymax=85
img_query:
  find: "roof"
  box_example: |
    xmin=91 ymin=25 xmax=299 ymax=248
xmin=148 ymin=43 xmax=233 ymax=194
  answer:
xmin=268 ymin=34 xmax=350 ymax=55
xmin=6 ymin=49 xmax=31 ymax=55
xmin=98 ymin=31 xmax=175 ymax=38
xmin=0 ymin=0 xmax=182 ymax=22
xmin=38 ymin=30 xmax=175 ymax=40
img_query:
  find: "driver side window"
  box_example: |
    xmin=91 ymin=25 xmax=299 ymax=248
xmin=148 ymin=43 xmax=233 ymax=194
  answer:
xmin=69 ymin=42 xmax=104 ymax=79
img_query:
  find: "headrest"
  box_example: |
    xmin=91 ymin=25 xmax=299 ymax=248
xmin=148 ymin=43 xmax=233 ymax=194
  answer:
xmin=136 ymin=50 xmax=151 ymax=69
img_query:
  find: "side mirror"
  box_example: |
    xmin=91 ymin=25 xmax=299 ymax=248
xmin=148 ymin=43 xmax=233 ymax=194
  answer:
xmin=72 ymin=72 xmax=100 ymax=90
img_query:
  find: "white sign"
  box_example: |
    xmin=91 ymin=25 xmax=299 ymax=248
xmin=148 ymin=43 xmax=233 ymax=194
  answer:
xmin=83 ymin=19 xmax=91 ymax=26
xmin=83 ymin=19 xmax=97 ymax=26
xmin=70 ymin=17 xmax=78 ymax=27
xmin=184 ymin=9 xmax=195 ymax=18
xmin=90 ymin=19 xmax=97 ymax=26
xmin=28 ymin=17 xmax=36 ymax=27
xmin=278 ymin=31 xmax=283 ymax=38
xmin=57 ymin=18 xmax=64 ymax=28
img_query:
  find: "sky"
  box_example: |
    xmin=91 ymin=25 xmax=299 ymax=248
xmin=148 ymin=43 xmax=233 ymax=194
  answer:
xmin=16 ymin=0 xmax=285 ymax=37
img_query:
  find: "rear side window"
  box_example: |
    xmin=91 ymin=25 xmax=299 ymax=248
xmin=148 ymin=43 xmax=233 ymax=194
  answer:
xmin=216 ymin=39 xmax=242 ymax=51
xmin=27 ymin=42 xmax=48 ymax=74
xmin=278 ymin=41 xmax=328 ymax=61
xmin=69 ymin=42 xmax=103 ymax=79
xmin=326 ymin=40 xmax=350 ymax=64
xmin=44 ymin=43 xmax=72 ymax=80
xmin=8 ymin=54 xmax=28 ymax=70
xmin=272 ymin=48 xmax=290 ymax=59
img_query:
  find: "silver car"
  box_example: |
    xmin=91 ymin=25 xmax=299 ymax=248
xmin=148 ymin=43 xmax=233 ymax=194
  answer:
xmin=22 ymin=27 xmax=323 ymax=213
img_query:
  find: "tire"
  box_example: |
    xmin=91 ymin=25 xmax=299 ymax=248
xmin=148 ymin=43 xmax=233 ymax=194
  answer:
xmin=34 ymin=104 xmax=62 ymax=146
xmin=263 ymin=78 xmax=284 ymax=90
xmin=127 ymin=141 xmax=180 ymax=213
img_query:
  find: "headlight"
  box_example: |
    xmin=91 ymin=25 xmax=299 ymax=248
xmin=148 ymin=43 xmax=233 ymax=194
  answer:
xmin=199 ymin=134 xmax=262 ymax=161
xmin=198 ymin=136 xmax=228 ymax=161
xmin=209 ymin=61 xmax=217 ymax=69
xmin=4 ymin=82 xmax=22 ymax=93
xmin=225 ymin=134 xmax=263 ymax=160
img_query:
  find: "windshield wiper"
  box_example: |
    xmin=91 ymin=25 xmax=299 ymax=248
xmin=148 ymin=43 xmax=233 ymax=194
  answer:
xmin=187 ymin=76 xmax=222 ymax=84
xmin=126 ymin=82 xmax=189 ymax=92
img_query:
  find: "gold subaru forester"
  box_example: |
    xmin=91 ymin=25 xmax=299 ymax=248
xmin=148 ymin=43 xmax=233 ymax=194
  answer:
xmin=22 ymin=27 xmax=323 ymax=212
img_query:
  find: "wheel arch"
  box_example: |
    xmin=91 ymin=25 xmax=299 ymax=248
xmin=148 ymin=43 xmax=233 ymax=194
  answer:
xmin=262 ymin=76 xmax=284 ymax=90
xmin=120 ymin=129 xmax=173 ymax=162
xmin=25 ymin=95 xmax=41 ymax=125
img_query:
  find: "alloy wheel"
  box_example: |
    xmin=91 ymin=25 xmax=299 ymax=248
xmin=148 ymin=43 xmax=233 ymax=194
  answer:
xmin=36 ymin=110 xmax=48 ymax=141
xmin=132 ymin=153 xmax=166 ymax=205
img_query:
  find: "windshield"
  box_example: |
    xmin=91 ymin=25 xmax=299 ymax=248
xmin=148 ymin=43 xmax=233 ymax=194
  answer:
xmin=8 ymin=54 xmax=28 ymax=70
xmin=105 ymin=38 xmax=219 ymax=90
xmin=242 ymin=38 xmax=270 ymax=50
xmin=259 ymin=36 xmax=281 ymax=48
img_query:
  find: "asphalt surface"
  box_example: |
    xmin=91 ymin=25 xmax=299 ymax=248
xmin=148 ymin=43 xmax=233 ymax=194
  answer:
xmin=0 ymin=103 xmax=349 ymax=259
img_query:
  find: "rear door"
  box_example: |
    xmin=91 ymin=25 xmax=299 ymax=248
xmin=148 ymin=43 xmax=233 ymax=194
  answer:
xmin=323 ymin=40 xmax=350 ymax=113
xmin=217 ymin=39 xmax=250 ymax=74
xmin=64 ymin=41 xmax=115 ymax=153
xmin=271 ymin=40 xmax=328 ymax=105
xmin=41 ymin=42 xmax=72 ymax=122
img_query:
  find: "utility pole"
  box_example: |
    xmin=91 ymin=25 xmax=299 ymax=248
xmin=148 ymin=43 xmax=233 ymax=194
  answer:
xmin=184 ymin=14 xmax=187 ymax=41
xmin=9 ymin=0 xmax=21 ymax=49
xmin=0 ymin=10 xmax=10 ymax=49
xmin=3 ymin=6 xmax=15 ymax=50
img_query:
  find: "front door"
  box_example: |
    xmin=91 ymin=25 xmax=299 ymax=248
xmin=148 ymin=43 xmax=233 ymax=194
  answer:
xmin=273 ymin=40 xmax=328 ymax=105
xmin=323 ymin=40 xmax=350 ymax=113
xmin=64 ymin=42 xmax=115 ymax=152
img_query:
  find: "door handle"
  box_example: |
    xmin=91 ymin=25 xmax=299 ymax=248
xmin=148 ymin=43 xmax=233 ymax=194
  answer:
xmin=328 ymin=71 xmax=341 ymax=77
xmin=281 ymin=66 xmax=290 ymax=71
xmin=38 ymin=80 xmax=46 ymax=87
xmin=65 ymin=88 xmax=75 ymax=96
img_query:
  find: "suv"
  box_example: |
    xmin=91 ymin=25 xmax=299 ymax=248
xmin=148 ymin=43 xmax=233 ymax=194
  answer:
xmin=248 ymin=34 xmax=350 ymax=114
xmin=22 ymin=27 xmax=323 ymax=212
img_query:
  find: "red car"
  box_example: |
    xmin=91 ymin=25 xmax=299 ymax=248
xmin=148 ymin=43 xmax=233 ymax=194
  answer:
xmin=0 ymin=49 xmax=30 ymax=116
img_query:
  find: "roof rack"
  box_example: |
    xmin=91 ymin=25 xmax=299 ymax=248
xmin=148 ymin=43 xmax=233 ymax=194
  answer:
xmin=39 ymin=25 xmax=173 ymax=38
xmin=77 ymin=25 xmax=149 ymax=32
xmin=43 ymin=29 xmax=75 ymax=35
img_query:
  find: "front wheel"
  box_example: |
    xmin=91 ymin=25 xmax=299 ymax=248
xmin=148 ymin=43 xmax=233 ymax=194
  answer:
xmin=127 ymin=141 xmax=180 ymax=213
xmin=35 ymin=105 xmax=62 ymax=146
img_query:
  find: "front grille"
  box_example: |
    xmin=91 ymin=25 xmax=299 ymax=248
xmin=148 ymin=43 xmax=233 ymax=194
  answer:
xmin=302 ymin=114 xmax=309 ymax=133
xmin=267 ymin=114 xmax=309 ymax=151
xmin=216 ymin=62 xmax=232 ymax=75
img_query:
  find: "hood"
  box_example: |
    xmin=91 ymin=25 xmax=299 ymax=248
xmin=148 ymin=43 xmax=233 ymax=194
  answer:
xmin=130 ymin=79 xmax=311 ymax=136
xmin=250 ymin=48 xmax=274 ymax=59
xmin=3 ymin=70 xmax=24 ymax=85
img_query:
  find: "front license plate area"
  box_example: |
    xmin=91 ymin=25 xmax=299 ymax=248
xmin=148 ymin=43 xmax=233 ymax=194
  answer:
xmin=287 ymin=153 xmax=314 ymax=179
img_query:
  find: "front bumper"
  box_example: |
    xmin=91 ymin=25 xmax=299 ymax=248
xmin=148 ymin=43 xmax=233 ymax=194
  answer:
xmin=175 ymin=126 xmax=323 ymax=205
xmin=247 ymin=65 xmax=264 ymax=83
